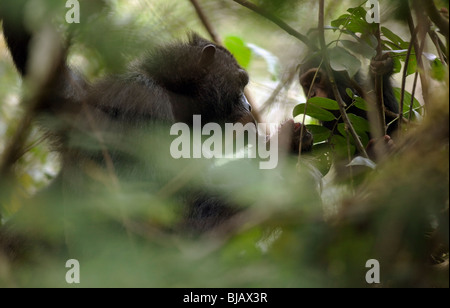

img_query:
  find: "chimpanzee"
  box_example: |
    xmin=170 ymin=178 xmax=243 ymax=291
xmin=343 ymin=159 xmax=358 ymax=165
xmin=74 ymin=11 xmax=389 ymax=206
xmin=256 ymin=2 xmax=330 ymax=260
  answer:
xmin=299 ymin=53 xmax=400 ymax=137
xmin=0 ymin=1 xmax=313 ymax=248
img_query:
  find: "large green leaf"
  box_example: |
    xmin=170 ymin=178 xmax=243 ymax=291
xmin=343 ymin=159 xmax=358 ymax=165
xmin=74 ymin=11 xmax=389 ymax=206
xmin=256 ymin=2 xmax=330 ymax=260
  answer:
xmin=337 ymin=123 xmax=369 ymax=147
xmin=393 ymin=88 xmax=421 ymax=113
xmin=347 ymin=7 xmax=367 ymax=20
xmin=392 ymin=57 xmax=402 ymax=74
xmin=381 ymin=27 xmax=409 ymax=49
xmin=308 ymin=97 xmax=340 ymax=110
xmin=354 ymin=97 xmax=369 ymax=111
xmin=329 ymin=46 xmax=361 ymax=78
xmin=331 ymin=14 xmax=352 ymax=29
xmin=306 ymin=125 xmax=332 ymax=143
xmin=331 ymin=7 xmax=376 ymax=35
xmin=406 ymin=54 xmax=417 ymax=76
xmin=293 ymin=104 xmax=337 ymax=121
xmin=336 ymin=114 xmax=371 ymax=147
xmin=224 ymin=36 xmax=252 ymax=69
xmin=330 ymin=134 xmax=356 ymax=156
xmin=341 ymin=39 xmax=376 ymax=59
xmin=331 ymin=13 xmax=369 ymax=34
xmin=347 ymin=114 xmax=371 ymax=132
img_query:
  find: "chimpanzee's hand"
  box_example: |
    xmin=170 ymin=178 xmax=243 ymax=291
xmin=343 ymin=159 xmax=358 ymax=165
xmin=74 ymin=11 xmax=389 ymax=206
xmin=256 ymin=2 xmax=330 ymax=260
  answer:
xmin=278 ymin=119 xmax=314 ymax=155
xmin=370 ymin=53 xmax=394 ymax=76
xmin=366 ymin=135 xmax=396 ymax=161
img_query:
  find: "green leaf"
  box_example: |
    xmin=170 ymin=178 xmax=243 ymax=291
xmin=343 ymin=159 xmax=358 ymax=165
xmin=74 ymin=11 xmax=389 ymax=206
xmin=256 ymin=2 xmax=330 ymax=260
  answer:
xmin=311 ymin=143 xmax=333 ymax=175
xmin=329 ymin=46 xmax=361 ymax=78
xmin=390 ymin=50 xmax=418 ymax=76
xmin=381 ymin=27 xmax=409 ymax=49
xmin=293 ymin=104 xmax=336 ymax=121
xmin=331 ymin=14 xmax=351 ymax=29
xmin=338 ymin=113 xmax=371 ymax=147
xmin=431 ymin=59 xmax=446 ymax=81
xmin=346 ymin=18 xmax=370 ymax=34
xmin=354 ymin=97 xmax=368 ymax=111
xmin=325 ymin=25 xmax=352 ymax=35
xmin=364 ymin=35 xmax=378 ymax=50
xmin=406 ymin=54 xmax=417 ymax=76
xmin=308 ymin=97 xmax=340 ymax=110
xmin=330 ymin=135 xmax=356 ymax=156
xmin=341 ymin=40 xmax=376 ymax=59
xmin=337 ymin=123 xmax=369 ymax=147
xmin=347 ymin=7 xmax=367 ymax=20
xmin=346 ymin=88 xmax=355 ymax=99
xmin=382 ymin=40 xmax=403 ymax=51
xmin=392 ymin=57 xmax=402 ymax=74
xmin=331 ymin=7 xmax=372 ymax=35
xmin=393 ymin=88 xmax=421 ymax=113
xmin=223 ymin=36 xmax=252 ymax=69
xmin=306 ymin=125 xmax=332 ymax=143
xmin=348 ymin=114 xmax=371 ymax=132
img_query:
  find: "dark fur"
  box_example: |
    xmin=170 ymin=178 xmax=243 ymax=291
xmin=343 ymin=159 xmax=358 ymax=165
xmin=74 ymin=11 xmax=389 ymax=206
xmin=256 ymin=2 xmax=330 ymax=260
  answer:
xmin=0 ymin=2 xmax=254 ymax=244
xmin=0 ymin=3 xmax=314 ymax=248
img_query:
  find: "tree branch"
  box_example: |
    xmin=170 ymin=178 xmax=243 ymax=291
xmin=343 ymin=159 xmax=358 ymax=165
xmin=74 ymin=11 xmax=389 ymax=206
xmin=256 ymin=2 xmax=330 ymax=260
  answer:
xmin=189 ymin=0 xmax=221 ymax=44
xmin=408 ymin=71 xmax=420 ymax=122
xmin=422 ymin=0 xmax=449 ymax=39
xmin=399 ymin=26 xmax=418 ymax=132
xmin=232 ymin=0 xmax=314 ymax=50
xmin=374 ymin=27 xmax=387 ymax=136
xmin=408 ymin=2 xmax=431 ymax=105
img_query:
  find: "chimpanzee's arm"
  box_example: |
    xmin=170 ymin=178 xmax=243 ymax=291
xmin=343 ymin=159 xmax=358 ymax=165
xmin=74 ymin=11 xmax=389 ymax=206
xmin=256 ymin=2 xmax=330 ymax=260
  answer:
xmin=370 ymin=54 xmax=400 ymax=134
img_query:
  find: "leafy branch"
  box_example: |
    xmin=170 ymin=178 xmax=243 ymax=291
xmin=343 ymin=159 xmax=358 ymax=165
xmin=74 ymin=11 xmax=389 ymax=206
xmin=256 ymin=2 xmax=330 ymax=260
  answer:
xmin=318 ymin=0 xmax=368 ymax=158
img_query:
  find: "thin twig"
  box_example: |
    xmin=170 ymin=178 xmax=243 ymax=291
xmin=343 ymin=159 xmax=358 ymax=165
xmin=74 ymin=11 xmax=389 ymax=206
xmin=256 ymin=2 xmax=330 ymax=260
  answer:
xmin=232 ymin=0 xmax=314 ymax=50
xmin=297 ymin=60 xmax=323 ymax=166
xmin=385 ymin=110 xmax=408 ymax=124
xmin=399 ymin=26 xmax=418 ymax=132
xmin=374 ymin=27 xmax=387 ymax=136
xmin=408 ymin=71 xmax=420 ymax=121
xmin=428 ymin=29 xmax=448 ymax=65
xmin=408 ymin=2 xmax=430 ymax=105
xmin=189 ymin=0 xmax=221 ymax=44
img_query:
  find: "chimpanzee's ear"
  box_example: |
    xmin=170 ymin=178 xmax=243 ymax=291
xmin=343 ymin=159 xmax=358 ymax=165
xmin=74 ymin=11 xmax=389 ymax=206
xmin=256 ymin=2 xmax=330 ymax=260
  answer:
xmin=199 ymin=44 xmax=216 ymax=68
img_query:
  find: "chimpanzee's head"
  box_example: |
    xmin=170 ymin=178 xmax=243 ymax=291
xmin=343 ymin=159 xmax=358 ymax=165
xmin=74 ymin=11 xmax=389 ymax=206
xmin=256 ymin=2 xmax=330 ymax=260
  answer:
xmin=142 ymin=33 xmax=254 ymax=126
